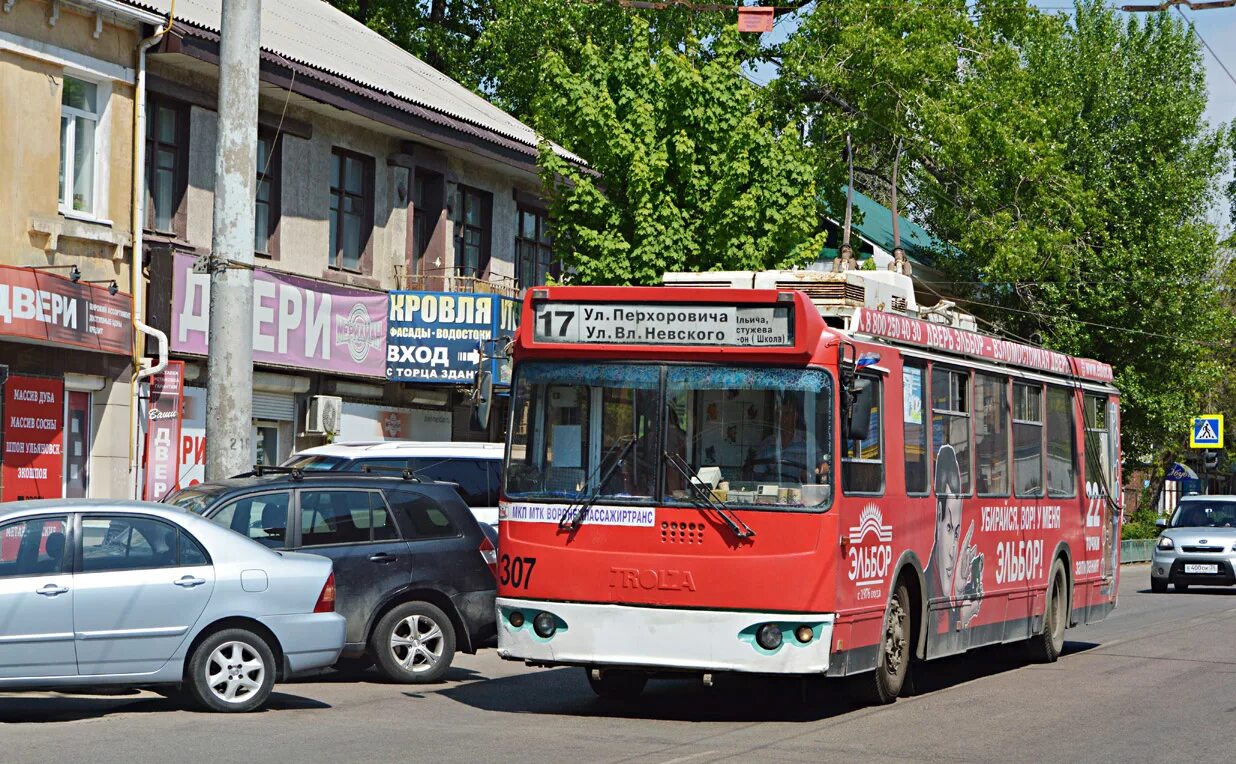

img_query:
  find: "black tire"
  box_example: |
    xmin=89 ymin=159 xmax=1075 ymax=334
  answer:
xmin=371 ymin=601 xmax=457 ymax=684
xmin=184 ymin=628 xmax=276 ymax=713
xmin=865 ymin=582 xmax=911 ymax=705
xmin=585 ymin=667 xmax=648 ymax=700
xmin=1175 ymin=582 xmax=1190 ymax=592
xmin=1150 ymin=578 xmax=1168 ymax=593
xmin=1027 ymin=559 xmax=1068 ymax=663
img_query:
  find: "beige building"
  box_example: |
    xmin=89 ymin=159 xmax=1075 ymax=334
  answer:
xmin=0 ymin=0 xmax=164 ymax=501
xmin=122 ymin=0 xmax=585 ymax=479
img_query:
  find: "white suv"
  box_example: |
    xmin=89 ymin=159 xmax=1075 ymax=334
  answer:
xmin=282 ymin=441 xmax=503 ymax=527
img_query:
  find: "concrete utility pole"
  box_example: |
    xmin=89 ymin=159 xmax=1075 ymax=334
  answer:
xmin=205 ymin=0 xmax=261 ymax=480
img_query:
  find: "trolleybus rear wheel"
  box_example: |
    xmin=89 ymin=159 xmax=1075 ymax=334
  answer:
xmin=867 ymin=582 xmax=911 ymax=705
xmin=1027 ymin=559 xmax=1068 ymax=663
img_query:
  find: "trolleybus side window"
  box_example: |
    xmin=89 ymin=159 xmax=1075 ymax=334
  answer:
xmin=1046 ymin=386 xmax=1077 ymax=498
xmin=842 ymin=374 xmax=884 ymax=495
xmin=1013 ymin=382 xmax=1044 ymax=497
xmin=975 ymin=373 xmax=1011 ymax=497
xmin=931 ymin=366 xmax=972 ymax=495
xmin=903 ymin=362 xmax=929 ymax=495
xmin=1084 ymin=394 xmax=1119 ymax=499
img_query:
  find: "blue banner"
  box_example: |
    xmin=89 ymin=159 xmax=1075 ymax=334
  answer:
xmin=386 ymin=291 xmax=520 ymax=385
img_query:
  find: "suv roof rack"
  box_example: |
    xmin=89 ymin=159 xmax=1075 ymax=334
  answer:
xmin=358 ymin=465 xmax=422 ymax=482
xmin=230 ymin=465 xmax=305 ymax=480
xmin=228 ymin=464 xmax=430 ymax=483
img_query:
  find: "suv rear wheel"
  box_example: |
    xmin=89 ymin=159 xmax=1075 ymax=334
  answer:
xmin=371 ymin=601 xmax=456 ymax=683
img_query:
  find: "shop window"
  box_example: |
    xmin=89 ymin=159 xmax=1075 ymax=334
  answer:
xmin=903 ymin=363 xmax=928 ymax=495
xmin=975 ymin=373 xmax=1010 ymax=497
xmin=1013 ymin=383 xmax=1044 ymax=497
xmin=932 ymin=366 xmax=971 ymax=495
xmin=329 ymin=148 xmax=374 ymax=272
xmin=1046 ymin=386 xmax=1077 ymax=498
xmin=60 ymin=75 xmax=103 ymax=216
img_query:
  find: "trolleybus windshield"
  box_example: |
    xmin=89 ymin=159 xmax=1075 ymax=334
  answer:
xmin=506 ymin=362 xmax=833 ymax=511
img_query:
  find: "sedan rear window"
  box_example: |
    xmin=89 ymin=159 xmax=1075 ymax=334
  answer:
xmin=165 ymin=488 xmax=219 ymax=515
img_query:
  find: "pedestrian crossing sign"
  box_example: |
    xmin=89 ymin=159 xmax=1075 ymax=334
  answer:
xmin=1190 ymin=415 xmax=1223 ymax=449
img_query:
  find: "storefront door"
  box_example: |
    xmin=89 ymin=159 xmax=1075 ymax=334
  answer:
xmin=65 ymin=391 xmax=90 ymax=498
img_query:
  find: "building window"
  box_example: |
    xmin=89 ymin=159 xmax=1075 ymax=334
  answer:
xmin=329 ymin=149 xmax=373 ymax=271
xmin=59 ymin=76 xmax=100 ymax=215
xmin=411 ymin=172 xmax=431 ymax=276
xmin=255 ymin=134 xmax=281 ymax=256
xmin=455 ymin=186 xmax=491 ymax=278
xmin=145 ymin=99 xmax=186 ymax=233
xmin=516 ymin=206 xmax=555 ymax=288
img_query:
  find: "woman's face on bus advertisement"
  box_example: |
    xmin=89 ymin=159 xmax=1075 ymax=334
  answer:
xmin=936 ymin=494 xmax=962 ymax=592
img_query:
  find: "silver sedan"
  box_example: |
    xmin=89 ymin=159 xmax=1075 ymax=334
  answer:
xmin=1151 ymin=495 xmax=1236 ymax=593
xmin=0 ymin=499 xmax=344 ymax=712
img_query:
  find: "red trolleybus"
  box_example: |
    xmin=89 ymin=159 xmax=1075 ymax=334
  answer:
xmin=495 ymin=270 xmax=1121 ymax=703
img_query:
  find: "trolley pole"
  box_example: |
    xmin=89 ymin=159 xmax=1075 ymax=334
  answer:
xmin=205 ymin=0 xmax=261 ymax=480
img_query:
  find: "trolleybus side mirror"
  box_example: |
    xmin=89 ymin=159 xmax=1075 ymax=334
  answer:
xmin=471 ymin=370 xmax=494 ymax=431
xmin=843 ymin=377 xmax=875 ymax=442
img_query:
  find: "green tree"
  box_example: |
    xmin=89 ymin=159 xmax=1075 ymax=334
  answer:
xmin=535 ymin=21 xmax=825 ymax=285
xmin=772 ymin=0 xmax=1232 ymax=456
xmin=327 ymin=0 xmax=495 ymax=86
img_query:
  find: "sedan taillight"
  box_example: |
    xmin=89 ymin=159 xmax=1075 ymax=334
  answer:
xmin=314 ymin=572 xmax=336 ymax=613
xmin=479 ymin=536 xmax=498 ymax=580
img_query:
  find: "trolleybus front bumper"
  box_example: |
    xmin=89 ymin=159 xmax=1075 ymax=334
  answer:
xmin=496 ymin=597 xmax=836 ymax=674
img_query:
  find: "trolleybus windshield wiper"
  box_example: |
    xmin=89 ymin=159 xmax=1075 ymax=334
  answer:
xmin=558 ymin=435 xmax=637 ymax=531
xmin=663 ymin=451 xmax=755 ymax=539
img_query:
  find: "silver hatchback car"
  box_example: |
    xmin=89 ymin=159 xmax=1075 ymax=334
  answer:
xmin=1151 ymin=496 xmax=1236 ymax=593
xmin=0 ymin=500 xmax=345 ymax=712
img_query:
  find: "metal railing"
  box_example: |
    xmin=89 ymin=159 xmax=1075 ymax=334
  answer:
xmin=1120 ymin=538 xmax=1155 ymax=564
xmin=404 ymin=267 xmax=524 ymax=299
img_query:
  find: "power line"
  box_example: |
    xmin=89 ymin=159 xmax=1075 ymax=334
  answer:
xmin=1174 ymin=6 xmax=1236 ymax=90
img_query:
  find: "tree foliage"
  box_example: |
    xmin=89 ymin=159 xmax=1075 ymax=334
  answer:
xmin=535 ymin=21 xmax=824 ymax=285
xmin=772 ymin=0 xmax=1232 ymax=456
xmin=327 ymin=0 xmax=495 ymax=86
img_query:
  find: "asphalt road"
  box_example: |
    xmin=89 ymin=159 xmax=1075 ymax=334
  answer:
xmin=1 ymin=563 xmax=1233 ymax=763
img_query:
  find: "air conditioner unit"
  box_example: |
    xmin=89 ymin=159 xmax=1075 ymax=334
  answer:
xmin=306 ymin=395 xmax=342 ymax=434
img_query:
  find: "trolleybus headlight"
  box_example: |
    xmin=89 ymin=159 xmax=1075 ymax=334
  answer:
xmin=1157 ymin=536 xmax=1174 ymax=551
xmin=509 ymin=610 xmax=525 ymax=628
xmin=755 ymin=623 xmax=783 ymax=650
xmin=794 ymin=625 xmax=814 ymax=644
xmin=533 ymin=612 xmax=557 ymax=638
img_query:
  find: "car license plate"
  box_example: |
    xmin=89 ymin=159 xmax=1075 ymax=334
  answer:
xmin=1184 ymin=563 xmax=1219 ymax=574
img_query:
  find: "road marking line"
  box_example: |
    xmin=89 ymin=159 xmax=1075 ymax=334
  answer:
xmin=660 ymin=751 xmax=719 ymax=764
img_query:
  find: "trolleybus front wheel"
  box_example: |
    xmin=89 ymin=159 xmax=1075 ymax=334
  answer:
xmin=865 ymin=581 xmax=911 ymax=705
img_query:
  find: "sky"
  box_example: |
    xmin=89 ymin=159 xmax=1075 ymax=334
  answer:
xmin=746 ymin=2 xmax=1236 ymax=233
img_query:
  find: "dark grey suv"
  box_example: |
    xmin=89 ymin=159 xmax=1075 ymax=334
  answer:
xmin=165 ymin=469 xmax=497 ymax=683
